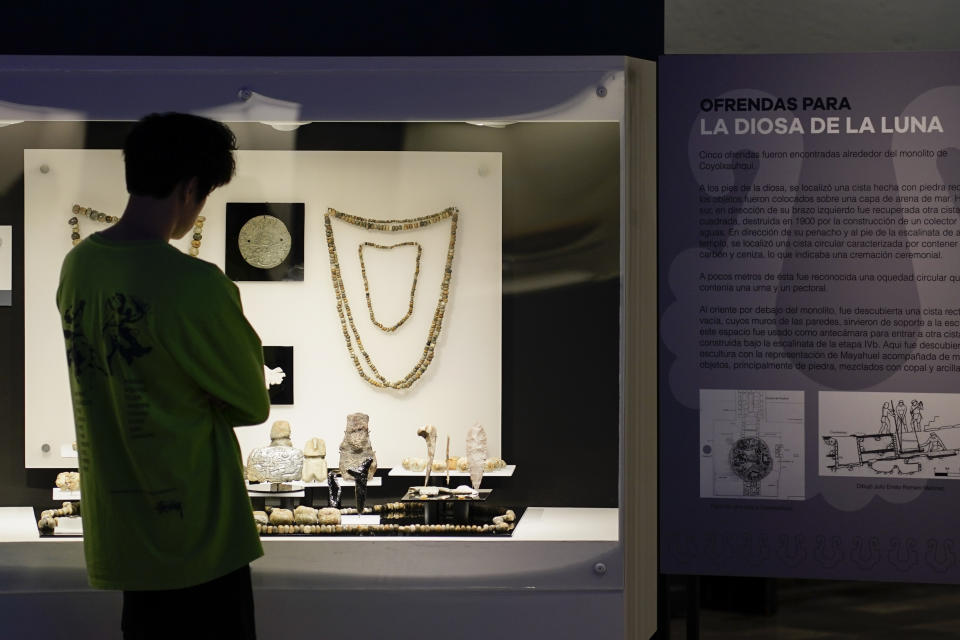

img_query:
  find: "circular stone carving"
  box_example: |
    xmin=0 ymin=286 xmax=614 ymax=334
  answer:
xmin=729 ymin=436 xmax=773 ymax=482
xmin=238 ymin=215 xmax=292 ymax=269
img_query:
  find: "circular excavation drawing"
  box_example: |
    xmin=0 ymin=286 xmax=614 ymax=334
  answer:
xmin=238 ymin=215 xmax=292 ymax=269
xmin=729 ymin=436 xmax=773 ymax=482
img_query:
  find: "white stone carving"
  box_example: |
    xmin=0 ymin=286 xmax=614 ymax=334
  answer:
xmin=302 ymin=437 xmax=328 ymax=482
xmin=466 ymin=423 xmax=488 ymax=490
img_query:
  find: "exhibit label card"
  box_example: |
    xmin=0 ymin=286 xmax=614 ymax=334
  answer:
xmin=0 ymin=225 xmax=10 ymax=306
xmin=660 ymin=52 xmax=960 ymax=583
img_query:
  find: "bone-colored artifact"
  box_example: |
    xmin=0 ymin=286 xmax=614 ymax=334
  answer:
xmin=318 ymin=507 xmax=341 ymax=524
xmin=294 ymin=505 xmax=319 ymax=524
xmin=402 ymin=457 xmax=427 ymax=472
xmin=302 ymin=437 xmax=328 ymax=482
xmin=417 ymin=425 xmax=438 ymax=484
xmin=269 ymin=508 xmax=294 ymax=525
xmin=483 ymin=457 xmax=507 ymax=472
xmin=466 ymin=423 xmax=488 ymax=490
xmin=56 ymin=471 xmax=80 ymax=491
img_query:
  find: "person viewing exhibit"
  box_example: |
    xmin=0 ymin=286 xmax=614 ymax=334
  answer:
xmin=56 ymin=112 xmax=269 ymax=639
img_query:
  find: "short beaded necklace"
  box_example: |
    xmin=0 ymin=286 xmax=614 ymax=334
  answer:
xmin=358 ymin=241 xmax=422 ymax=332
xmin=324 ymin=207 xmax=458 ymax=390
xmin=70 ymin=204 xmax=205 ymax=256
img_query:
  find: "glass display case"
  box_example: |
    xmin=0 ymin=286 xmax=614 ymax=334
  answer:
xmin=0 ymin=56 xmax=655 ymax=638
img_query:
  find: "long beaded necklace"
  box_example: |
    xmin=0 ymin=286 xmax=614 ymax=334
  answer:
xmin=70 ymin=204 xmax=205 ymax=256
xmin=358 ymin=241 xmax=422 ymax=332
xmin=324 ymin=207 xmax=458 ymax=390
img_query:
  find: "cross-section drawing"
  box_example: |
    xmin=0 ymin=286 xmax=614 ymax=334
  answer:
xmin=820 ymin=391 xmax=960 ymax=479
xmin=700 ymin=389 xmax=805 ymax=500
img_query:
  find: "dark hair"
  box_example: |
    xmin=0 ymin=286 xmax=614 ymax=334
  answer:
xmin=123 ymin=113 xmax=236 ymax=200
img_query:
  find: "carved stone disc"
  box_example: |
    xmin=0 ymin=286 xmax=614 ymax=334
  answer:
xmin=238 ymin=215 xmax=292 ymax=269
xmin=729 ymin=436 xmax=773 ymax=482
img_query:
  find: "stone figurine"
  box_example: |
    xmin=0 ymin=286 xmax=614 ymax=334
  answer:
xmin=246 ymin=420 xmax=304 ymax=483
xmin=302 ymin=437 xmax=328 ymax=482
xmin=338 ymin=413 xmax=378 ymax=481
xmin=346 ymin=457 xmax=375 ymax=513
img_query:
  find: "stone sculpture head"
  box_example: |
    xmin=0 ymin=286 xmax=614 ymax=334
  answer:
xmin=270 ymin=420 xmax=291 ymax=441
xmin=344 ymin=413 xmax=370 ymax=452
xmin=304 ymin=437 xmax=326 ymax=457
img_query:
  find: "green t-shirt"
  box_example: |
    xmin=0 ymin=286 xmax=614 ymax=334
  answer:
xmin=56 ymin=232 xmax=269 ymax=591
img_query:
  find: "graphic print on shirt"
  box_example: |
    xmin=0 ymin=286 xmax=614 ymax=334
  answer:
xmin=62 ymin=300 xmax=107 ymax=376
xmin=62 ymin=293 xmax=153 ymax=377
xmin=102 ymin=293 xmax=152 ymax=375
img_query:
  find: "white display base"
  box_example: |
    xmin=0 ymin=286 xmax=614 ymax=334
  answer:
xmin=0 ymin=507 xmax=39 ymax=541
xmin=0 ymin=506 xmax=621 ymax=637
xmin=333 ymin=477 xmax=382 ymax=487
xmin=340 ymin=514 xmax=381 ymax=526
xmin=247 ymin=483 xmax=305 ymax=498
xmin=58 ymin=444 xmax=78 ymax=458
xmin=388 ymin=465 xmax=516 ymax=477
xmin=248 ymin=476 xmax=382 ymax=497
xmin=52 ymin=489 xmax=80 ymax=500
xmin=53 ymin=517 xmax=82 ymax=536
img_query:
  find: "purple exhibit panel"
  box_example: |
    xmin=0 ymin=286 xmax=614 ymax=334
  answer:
xmin=660 ymin=52 xmax=960 ymax=582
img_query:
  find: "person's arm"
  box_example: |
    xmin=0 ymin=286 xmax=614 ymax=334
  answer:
xmin=160 ymin=268 xmax=270 ymax=427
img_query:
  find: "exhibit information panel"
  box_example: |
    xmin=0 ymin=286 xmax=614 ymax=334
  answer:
xmin=660 ymin=52 xmax=960 ymax=582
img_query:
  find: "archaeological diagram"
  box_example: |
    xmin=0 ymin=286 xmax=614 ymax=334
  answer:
xmin=700 ymin=389 xmax=805 ymax=500
xmin=820 ymin=392 xmax=960 ymax=479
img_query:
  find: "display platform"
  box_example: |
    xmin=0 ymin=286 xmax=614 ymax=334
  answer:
xmin=388 ymin=465 xmax=516 ymax=477
xmin=2 ymin=506 xmax=618 ymax=585
xmin=247 ymin=477 xmax=383 ymax=494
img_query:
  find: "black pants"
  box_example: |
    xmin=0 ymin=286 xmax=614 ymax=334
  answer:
xmin=121 ymin=565 xmax=256 ymax=639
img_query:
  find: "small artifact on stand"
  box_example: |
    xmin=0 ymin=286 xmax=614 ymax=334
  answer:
xmin=246 ymin=420 xmax=304 ymax=483
xmin=466 ymin=423 xmax=488 ymax=490
xmin=55 ymin=471 xmax=81 ymax=492
xmin=327 ymin=469 xmax=342 ymax=508
xmin=269 ymin=508 xmax=295 ymax=525
xmin=318 ymin=507 xmax=341 ymax=525
xmin=302 ymin=437 xmax=328 ymax=482
xmin=402 ymin=457 xmax=427 ymax=472
xmin=484 ymin=457 xmax=507 ymax=471
xmin=345 ymin=457 xmax=375 ymax=513
xmin=294 ymin=505 xmax=319 ymax=524
xmin=338 ymin=413 xmax=378 ymax=482
xmin=417 ymin=425 xmax=438 ymax=484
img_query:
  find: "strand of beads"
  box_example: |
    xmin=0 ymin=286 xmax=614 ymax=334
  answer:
xmin=70 ymin=204 xmax=204 ymax=257
xmin=358 ymin=241 xmax=422 ymax=332
xmin=189 ymin=215 xmax=205 ymax=256
xmin=70 ymin=205 xmax=118 ymax=246
xmin=324 ymin=207 xmax=458 ymax=390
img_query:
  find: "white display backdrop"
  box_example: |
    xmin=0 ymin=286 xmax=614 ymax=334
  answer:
xmin=24 ymin=148 xmax=502 ymax=469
